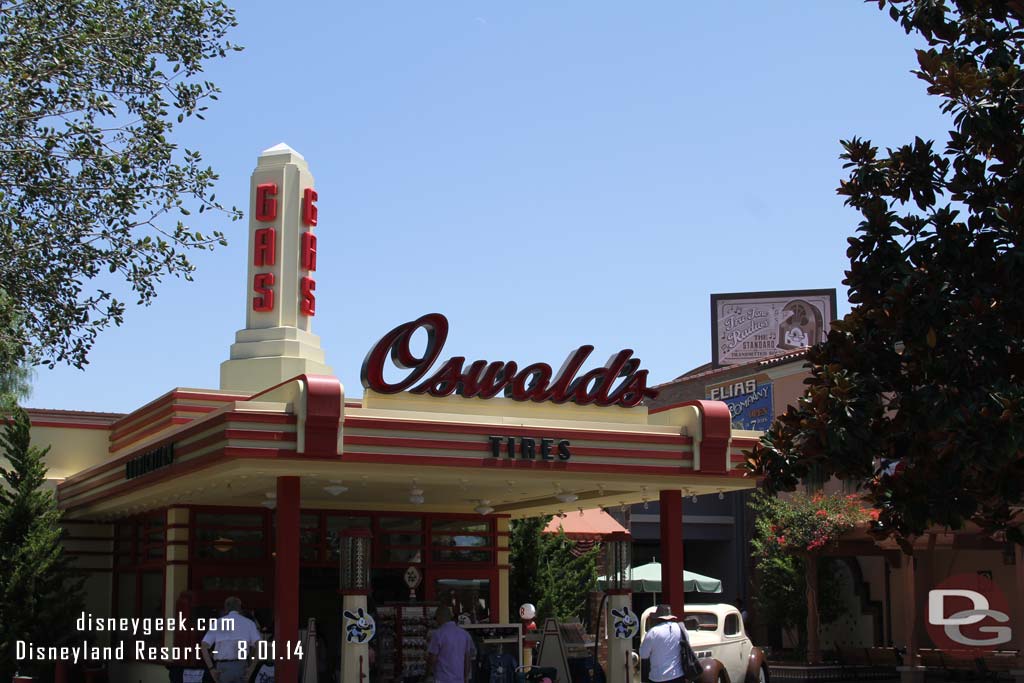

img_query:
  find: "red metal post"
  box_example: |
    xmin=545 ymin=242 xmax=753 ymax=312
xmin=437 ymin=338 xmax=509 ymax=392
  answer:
xmin=275 ymin=476 xmax=301 ymax=683
xmin=659 ymin=490 xmax=685 ymax=618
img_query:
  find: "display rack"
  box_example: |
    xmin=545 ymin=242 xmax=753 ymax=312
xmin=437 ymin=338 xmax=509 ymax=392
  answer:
xmin=374 ymin=603 xmax=438 ymax=682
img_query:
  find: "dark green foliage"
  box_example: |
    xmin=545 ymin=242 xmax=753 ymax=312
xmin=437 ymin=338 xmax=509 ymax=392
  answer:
xmin=746 ymin=0 xmax=1024 ymax=548
xmin=509 ymin=516 xmax=600 ymax=624
xmin=0 ymin=408 xmax=85 ymax=682
xmin=0 ymin=291 xmax=32 ymax=408
xmin=0 ymin=0 xmax=243 ymax=369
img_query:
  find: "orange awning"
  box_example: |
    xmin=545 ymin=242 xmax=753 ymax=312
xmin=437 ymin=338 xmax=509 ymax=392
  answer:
xmin=543 ymin=509 xmax=630 ymax=540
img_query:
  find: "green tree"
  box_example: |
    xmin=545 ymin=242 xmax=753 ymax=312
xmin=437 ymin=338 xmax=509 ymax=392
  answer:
xmin=509 ymin=516 xmax=546 ymax=621
xmin=746 ymin=0 xmax=1024 ymax=548
xmin=0 ymin=408 xmax=84 ymax=682
xmin=0 ymin=291 xmax=33 ymax=408
xmin=509 ymin=516 xmax=600 ymax=624
xmin=0 ymin=0 xmax=243 ymax=370
xmin=748 ymin=492 xmax=869 ymax=662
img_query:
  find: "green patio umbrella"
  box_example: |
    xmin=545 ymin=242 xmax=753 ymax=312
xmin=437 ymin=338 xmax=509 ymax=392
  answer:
xmin=598 ymin=560 xmax=722 ymax=593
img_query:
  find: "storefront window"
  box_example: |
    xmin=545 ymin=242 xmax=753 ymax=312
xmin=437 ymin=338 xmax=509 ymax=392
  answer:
xmin=434 ymin=579 xmax=491 ymax=624
xmin=201 ymin=576 xmax=266 ymax=592
xmin=379 ymin=517 xmax=423 ymax=564
xmin=115 ymin=528 xmax=133 ymax=566
xmin=196 ymin=512 xmax=262 ymax=527
xmin=432 ymin=546 xmax=491 ymax=563
xmin=384 ymin=547 xmax=423 ymax=563
xmin=113 ymin=512 xmax=166 ymax=651
xmin=431 ymin=519 xmax=490 ymax=535
xmin=430 ymin=518 xmax=493 ymax=563
xmin=300 ymin=514 xmax=320 ymax=561
xmin=194 ymin=511 xmax=266 ymax=560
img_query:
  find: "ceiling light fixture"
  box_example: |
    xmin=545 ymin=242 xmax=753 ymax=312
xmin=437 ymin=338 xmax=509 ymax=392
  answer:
xmin=475 ymin=500 xmax=495 ymax=515
xmin=555 ymin=492 xmax=578 ymax=504
xmin=261 ymin=499 xmax=276 ymax=509
xmin=324 ymin=481 xmax=349 ymax=496
xmin=409 ymin=479 xmax=425 ymax=504
xmin=718 ymin=490 xmax=725 ymax=501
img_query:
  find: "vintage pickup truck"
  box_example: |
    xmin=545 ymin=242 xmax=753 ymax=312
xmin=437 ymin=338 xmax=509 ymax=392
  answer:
xmin=633 ymin=604 xmax=770 ymax=683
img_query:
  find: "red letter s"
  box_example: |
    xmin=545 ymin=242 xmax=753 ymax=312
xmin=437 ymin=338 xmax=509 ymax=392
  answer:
xmin=253 ymin=273 xmax=275 ymax=312
xmin=300 ymin=277 xmax=316 ymax=316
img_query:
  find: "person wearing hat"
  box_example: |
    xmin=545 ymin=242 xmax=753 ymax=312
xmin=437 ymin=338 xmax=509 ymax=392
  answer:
xmin=639 ymin=604 xmax=690 ymax=683
xmin=426 ymin=604 xmax=476 ymax=683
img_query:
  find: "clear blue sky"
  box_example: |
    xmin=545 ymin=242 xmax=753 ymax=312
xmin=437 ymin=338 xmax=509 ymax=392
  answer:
xmin=28 ymin=1 xmax=949 ymax=414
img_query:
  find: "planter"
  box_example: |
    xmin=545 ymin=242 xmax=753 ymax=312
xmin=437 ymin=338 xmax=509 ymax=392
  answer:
xmin=768 ymin=662 xmax=897 ymax=683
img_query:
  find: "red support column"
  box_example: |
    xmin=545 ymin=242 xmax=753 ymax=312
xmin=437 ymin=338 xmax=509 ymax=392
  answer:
xmin=275 ymin=476 xmax=301 ymax=683
xmin=660 ymin=490 xmax=685 ymax=618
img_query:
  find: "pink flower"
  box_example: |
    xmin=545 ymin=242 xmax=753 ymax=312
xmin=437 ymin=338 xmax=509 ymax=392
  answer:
xmin=816 ymin=509 xmax=828 ymax=517
xmin=777 ymin=536 xmax=786 ymax=545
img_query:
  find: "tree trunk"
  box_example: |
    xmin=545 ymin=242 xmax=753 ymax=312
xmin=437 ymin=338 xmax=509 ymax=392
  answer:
xmin=805 ymin=554 xmax=821 ymax=665
xmin=902 ymin=547 xmax=917 ymax=667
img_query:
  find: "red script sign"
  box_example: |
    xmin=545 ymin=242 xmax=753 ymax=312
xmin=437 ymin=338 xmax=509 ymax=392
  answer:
xmin=361 ymin=313 xmax=658 ymax=408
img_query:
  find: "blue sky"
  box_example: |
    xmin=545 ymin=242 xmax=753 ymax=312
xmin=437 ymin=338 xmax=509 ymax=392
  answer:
xmin=28 ymin=1 xmax=950 ymax=413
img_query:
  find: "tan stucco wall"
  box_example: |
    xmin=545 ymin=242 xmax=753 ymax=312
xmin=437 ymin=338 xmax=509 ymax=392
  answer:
xmin=24 ymin=425 xmax=111 ymax=480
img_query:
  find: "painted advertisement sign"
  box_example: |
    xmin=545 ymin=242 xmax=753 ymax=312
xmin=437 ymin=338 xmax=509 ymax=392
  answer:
xmin=711 ymin=289 xmax=837 ymax=367
xmin=706 ymin=375 xmax=774 ymax=431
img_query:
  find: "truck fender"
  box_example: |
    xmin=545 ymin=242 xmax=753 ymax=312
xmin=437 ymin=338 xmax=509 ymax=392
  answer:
xmin=745 ymin=646 xmax=769 ymax=683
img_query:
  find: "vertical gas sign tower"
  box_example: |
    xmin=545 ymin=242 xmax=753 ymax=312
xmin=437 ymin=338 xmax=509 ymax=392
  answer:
xmin=221 ymin=143 xmax=332 ymax=393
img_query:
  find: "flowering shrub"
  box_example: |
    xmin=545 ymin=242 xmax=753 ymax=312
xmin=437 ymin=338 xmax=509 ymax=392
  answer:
xmin=755 ymin=491 xmax=871 ymax=555
xmin=748 ymin=491 xmax=873 ymax=653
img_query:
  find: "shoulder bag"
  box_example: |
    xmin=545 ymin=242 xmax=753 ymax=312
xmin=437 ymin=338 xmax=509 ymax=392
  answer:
xmin=677 ymin=623 xmax=704 ymax=681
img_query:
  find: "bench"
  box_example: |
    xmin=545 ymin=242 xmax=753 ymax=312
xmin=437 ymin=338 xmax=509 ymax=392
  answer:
xmin=976 ymin=652 xmax=1022 ymax=682
xmin=917 ymin=649 xmax=1021 ymax=681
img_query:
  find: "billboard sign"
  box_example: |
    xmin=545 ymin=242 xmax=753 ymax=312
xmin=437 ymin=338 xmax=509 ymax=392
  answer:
xmin=711 ymin=289 xmax=837 ymax=367
xmin=706 ymin=375 xmax=774 ymax=431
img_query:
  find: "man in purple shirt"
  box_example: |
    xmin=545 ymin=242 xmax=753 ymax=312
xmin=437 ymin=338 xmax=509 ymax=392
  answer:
xmin=427 ymin=605 xmax=476 ymax=683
